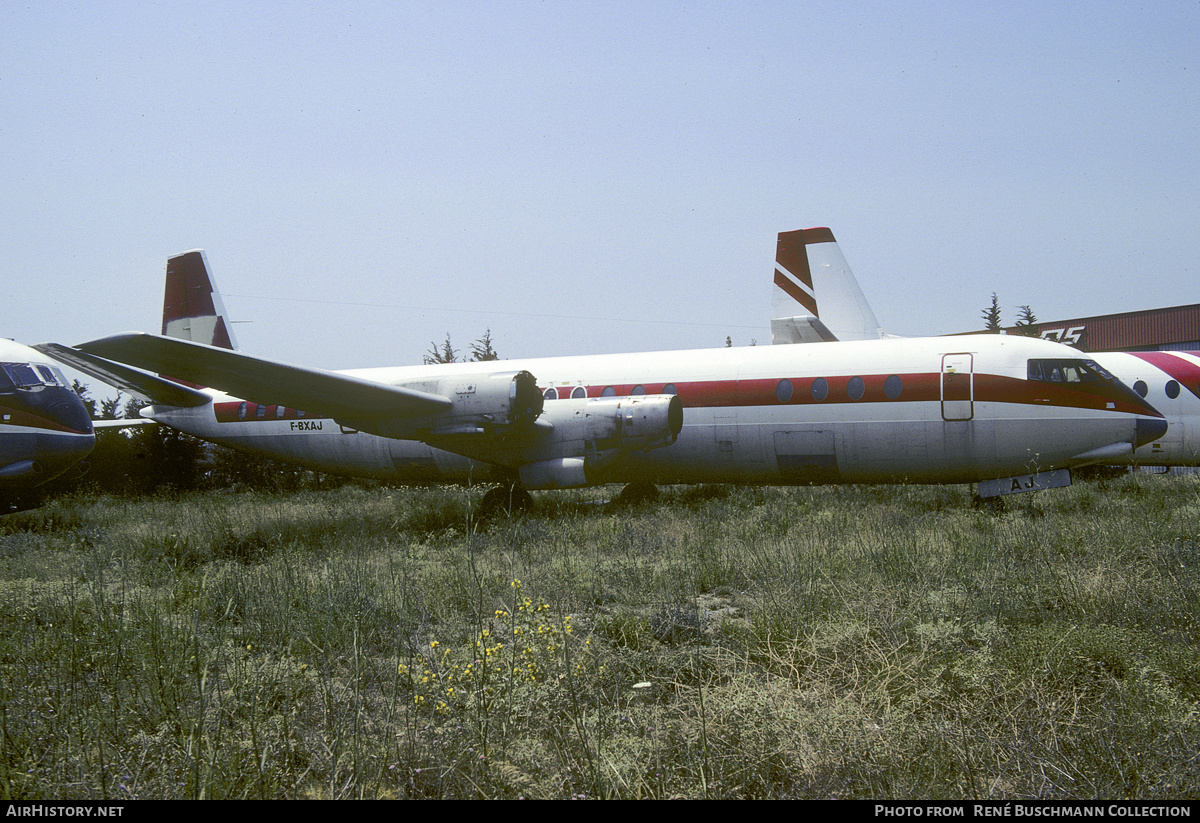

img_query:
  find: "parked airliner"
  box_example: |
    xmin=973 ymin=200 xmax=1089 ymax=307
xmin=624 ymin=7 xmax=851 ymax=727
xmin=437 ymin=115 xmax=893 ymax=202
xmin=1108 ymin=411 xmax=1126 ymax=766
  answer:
xmin=0 ymin=338 xmax=94 ymax=508
xmin=770 ymin=227 xmax=1200 ymax=469
xmin=39 ymin=247 xmax=1166 ymax=499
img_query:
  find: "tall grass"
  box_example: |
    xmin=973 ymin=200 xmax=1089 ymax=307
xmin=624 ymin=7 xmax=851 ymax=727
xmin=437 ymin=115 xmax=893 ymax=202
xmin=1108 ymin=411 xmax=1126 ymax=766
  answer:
xmin=1 ymin=475 xmax=1198 ymax=797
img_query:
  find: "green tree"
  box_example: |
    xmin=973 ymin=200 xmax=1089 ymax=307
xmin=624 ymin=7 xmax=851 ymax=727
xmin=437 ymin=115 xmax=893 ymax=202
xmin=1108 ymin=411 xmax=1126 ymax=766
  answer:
xmin=981 ymin=293 xmax=1003 ymax=332
xmin=424 ymin=333 xmax=459 ymax=364
xmin=71 ymin=380 xmax=97 ymax=418
xmin=469 ymin=329 xmax=499 ymax=361
xmin=77 ymin=395 xmax=205 ymax=495
xmin=202 ymin=441 xmax=339 ymax=492
xmin=1014 ymin=305 xmax=1040 ymax=337
xmin=98 ymin=393 xmax=123 ymax=420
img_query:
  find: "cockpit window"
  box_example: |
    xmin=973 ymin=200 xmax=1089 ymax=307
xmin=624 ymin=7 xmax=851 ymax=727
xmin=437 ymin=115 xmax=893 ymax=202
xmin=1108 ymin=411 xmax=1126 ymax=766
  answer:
xmin=2 ymin=363 xmax=44 ymax=388
xmin=34 ymin=365 xmax=64 ymax=386
xmin=1027 ymin=359 xmax=1108 ymax=385
xmin=0 ymin=362 xmax=69 ymax=389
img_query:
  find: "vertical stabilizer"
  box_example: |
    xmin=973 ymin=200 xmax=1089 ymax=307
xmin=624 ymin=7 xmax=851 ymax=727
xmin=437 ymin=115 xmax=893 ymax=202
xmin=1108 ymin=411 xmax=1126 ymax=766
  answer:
xmin=162 ymin=250 xmax=238 ymax=351
xmin=771 ymin=228 xmax=884 ymax=344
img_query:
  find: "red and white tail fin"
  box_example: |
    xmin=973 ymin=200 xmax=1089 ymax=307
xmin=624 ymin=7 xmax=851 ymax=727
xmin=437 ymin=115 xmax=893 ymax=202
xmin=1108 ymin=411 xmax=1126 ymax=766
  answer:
xmin=771 ymin=227 xmax=885 ymax=344
xmin=162 ymin=250 xmax=238 ymax=351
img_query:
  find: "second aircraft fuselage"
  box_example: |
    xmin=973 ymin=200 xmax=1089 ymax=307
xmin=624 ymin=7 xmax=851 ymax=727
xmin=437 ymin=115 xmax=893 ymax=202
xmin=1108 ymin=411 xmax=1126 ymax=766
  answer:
xmin=1085 ymin=349 xmax=1200 ymax=466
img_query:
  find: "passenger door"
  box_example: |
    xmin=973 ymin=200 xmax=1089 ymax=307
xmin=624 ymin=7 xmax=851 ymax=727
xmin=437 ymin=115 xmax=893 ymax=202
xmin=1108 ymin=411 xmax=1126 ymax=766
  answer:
xmin=941 ymin=353 xmax=974 ymax=421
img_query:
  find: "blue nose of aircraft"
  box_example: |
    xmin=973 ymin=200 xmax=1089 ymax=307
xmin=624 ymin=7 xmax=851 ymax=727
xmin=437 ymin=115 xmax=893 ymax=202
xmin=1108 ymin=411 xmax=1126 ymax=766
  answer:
xmin=32 ymin=429 xmax=94 ymax=483
xmin=0 ymin=385 xmax=95 ymax=488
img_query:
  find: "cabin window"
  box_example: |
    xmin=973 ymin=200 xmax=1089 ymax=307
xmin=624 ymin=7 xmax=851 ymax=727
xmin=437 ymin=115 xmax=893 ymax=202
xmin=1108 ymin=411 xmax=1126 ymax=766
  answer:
xmin=237 ymin=402 xmax=248 ymax=421
xmin=276 ymin=405 xmax=287 ymax=419
xmin=884 ymin=375 xmax=902 ymax=400
xmin=776 ymin=379 xmax=793 ymax=403
xmin=601 ymin=386 xmax=616 ymax=397
xmin=543 ymin=387 xmax=558 ymax=400
xmin=811 ymin=377 xmax=829 ymax=402
xmin=631 ymin=385 xmax=646 ymax=396
xmin=847 ymin=376 xmax=865 ymax=400
xmin=571 ymin=386 xmax=586 ymax=399
xmin=1134 ymin=380 xmax=1149 ymax=398
xmin=1166 ymin=380 xmax=1181 ymax=399
xmin=662 ymin=383 xmax=677 ymax=395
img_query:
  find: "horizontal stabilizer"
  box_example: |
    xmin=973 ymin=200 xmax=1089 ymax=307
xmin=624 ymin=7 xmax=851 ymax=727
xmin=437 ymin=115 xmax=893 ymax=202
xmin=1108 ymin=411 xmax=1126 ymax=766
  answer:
xmin=72 ymin=333 xmax=452 ymax=426
xmin=34 ymin=342 xmax=213 ymax=408
xmin=770 ymin=315 xmax=839 ymax=344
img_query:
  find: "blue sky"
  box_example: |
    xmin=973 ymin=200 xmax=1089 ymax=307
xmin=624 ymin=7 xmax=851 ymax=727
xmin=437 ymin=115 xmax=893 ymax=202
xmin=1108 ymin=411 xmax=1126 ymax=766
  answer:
xmin=3 ymin=1 xmax=1198 ymax=377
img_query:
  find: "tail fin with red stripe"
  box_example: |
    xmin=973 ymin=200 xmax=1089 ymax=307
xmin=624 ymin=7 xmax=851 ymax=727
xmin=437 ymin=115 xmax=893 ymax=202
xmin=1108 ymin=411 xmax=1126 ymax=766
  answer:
xmin=162 ymin=250 xmax=239 ymax=351
xmin=771 ymin=228 xmax=884 ymax=344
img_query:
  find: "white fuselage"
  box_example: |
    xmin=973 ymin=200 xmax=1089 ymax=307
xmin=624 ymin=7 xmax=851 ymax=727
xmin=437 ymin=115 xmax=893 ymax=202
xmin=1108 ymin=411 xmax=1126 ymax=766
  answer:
xmin=1085 ymin=350 xmax=1200 ymax=466
xmin=143 ymin=334 xmax=1162 ymax=489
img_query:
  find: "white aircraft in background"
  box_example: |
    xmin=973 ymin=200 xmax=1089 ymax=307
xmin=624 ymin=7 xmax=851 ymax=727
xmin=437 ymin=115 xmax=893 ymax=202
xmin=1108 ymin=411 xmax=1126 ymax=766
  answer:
xmin=38 ymin=245 xmax=1166 ymax=502
xmin=769 ymin=226 xmax=1200 ymax=469
xmin=0 ymin=338 xmax=94 ymax=508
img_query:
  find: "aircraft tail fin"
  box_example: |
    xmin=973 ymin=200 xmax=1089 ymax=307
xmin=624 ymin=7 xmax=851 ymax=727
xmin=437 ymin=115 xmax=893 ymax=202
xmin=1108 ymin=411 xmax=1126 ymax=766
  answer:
xmin=771 ymin=227 xmax=885 ymax=344
xmin=163 ymin=250 xmax=239 ymax=351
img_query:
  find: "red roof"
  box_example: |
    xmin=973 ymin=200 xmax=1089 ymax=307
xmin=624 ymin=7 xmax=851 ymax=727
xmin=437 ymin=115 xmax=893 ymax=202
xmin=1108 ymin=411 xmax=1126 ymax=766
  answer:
xmin=968 ymin=304 xmax=1200 ymax=352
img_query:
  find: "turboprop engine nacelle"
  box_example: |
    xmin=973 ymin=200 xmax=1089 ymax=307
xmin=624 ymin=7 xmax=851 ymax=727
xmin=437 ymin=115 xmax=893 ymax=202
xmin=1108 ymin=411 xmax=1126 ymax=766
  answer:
xmin=518 ymin=394 xmax=684 ymax=489
xmin=396 ymin=370 xmax=545 ymax=436
xmin=345 ymin=370 xmax=545 ymax=440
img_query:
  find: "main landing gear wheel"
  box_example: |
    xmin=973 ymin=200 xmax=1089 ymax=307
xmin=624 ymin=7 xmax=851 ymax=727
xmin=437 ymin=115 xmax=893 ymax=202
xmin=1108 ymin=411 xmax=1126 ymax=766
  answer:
xmin=612 ymin=481 xmax=660 ymax=508
xmin=478 ymin=484 xmax=534 ymax=518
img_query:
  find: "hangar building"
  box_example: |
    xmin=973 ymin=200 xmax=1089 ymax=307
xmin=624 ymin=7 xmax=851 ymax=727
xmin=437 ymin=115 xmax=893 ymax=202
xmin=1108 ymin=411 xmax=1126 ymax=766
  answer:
xmin=997 ymin=303 xmax=1200 ymax=353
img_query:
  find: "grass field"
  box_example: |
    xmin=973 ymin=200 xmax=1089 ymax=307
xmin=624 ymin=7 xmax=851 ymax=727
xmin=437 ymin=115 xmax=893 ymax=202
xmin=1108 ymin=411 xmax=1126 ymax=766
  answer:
xmin=1 ymin=474 xmax=1198 ymax=799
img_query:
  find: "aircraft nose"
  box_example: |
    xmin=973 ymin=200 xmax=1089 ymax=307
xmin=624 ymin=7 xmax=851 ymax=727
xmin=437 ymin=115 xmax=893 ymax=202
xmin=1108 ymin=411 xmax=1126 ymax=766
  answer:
xmin=1135 ymin=416 xmax=1169 ymax=448
xmin=33 ymin=432 xmax=95 ymax=484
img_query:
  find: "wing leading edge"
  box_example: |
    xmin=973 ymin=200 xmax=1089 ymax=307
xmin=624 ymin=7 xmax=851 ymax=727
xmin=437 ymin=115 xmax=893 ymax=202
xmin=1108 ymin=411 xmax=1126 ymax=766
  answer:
xmin=71 ymin=333 xmax=452 ymax=434
xmin=57 ymin=332 xmax=684 ymax=487
xmin=35 ymin=342 xmax=213 ymax=409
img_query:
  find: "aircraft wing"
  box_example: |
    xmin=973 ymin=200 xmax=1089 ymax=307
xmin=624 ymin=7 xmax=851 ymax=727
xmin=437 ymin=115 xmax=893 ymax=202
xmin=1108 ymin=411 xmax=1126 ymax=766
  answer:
xmin=34 ymin=342 xmax=213 ymax=408
xmin=68 ymin=333 xmax=452 ymax=426
xmin=92 ymin=418 xmax=158 ymax=428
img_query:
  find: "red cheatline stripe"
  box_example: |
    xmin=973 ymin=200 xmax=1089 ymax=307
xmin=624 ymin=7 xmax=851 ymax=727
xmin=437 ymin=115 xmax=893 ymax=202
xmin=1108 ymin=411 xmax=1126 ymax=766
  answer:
xmin=1130 ymin=351 xmax=1200 ymax=399
xmin=773 ymin=270 xmax=818 ymax=314
xmin=214 ymin=372 xmax=1159 ymax=423
xmin=0 ymin=403 xmax=91 ymax=434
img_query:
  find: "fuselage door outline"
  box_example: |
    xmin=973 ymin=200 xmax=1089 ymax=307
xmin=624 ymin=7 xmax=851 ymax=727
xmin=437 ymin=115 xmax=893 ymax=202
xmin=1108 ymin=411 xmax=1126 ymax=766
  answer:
xmin=941 ymin=352 xmax=974 ymax=421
